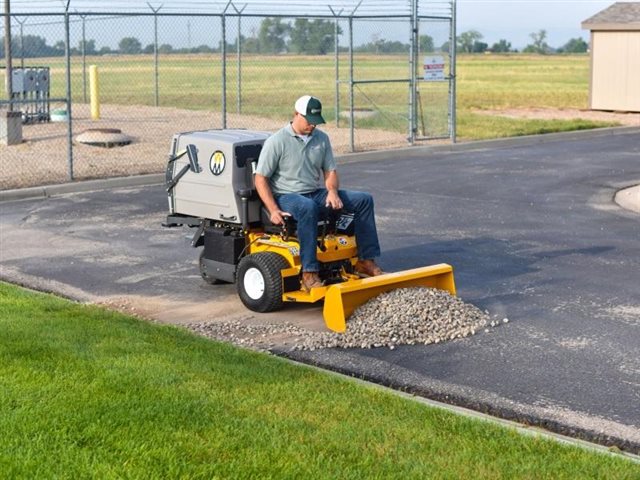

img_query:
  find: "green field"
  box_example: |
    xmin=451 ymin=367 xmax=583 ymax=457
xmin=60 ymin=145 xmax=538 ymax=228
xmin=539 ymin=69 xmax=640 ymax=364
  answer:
xmin=3 ymin=53 xmax=614 ymax=140
xmin=1 ymin=282 xmax=638 ymax=478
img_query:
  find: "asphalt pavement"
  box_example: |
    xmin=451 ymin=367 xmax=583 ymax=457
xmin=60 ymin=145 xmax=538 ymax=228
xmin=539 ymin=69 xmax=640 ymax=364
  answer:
xmin=1 ymin=127 xmax=639 ymax=453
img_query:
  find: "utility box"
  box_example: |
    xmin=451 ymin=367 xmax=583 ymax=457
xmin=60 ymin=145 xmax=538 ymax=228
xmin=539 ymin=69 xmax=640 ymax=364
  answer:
xmin=1 ymin=111 xmax=23 ymax=146
xmin=23 ymin=69 xmax=37 ymax=92
xmin=11 ymin=69 xmax=25 ymax=94
xmin=37 ymin=69 xmax=50 ymax=91
xmin=167 ymin=129 xmax=271 ymax=225
xmin=9 ymin=67 xmax=51 ymax=123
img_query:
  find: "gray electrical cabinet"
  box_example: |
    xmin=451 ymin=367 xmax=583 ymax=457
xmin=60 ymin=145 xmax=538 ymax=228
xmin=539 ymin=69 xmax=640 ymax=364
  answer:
xmin=36 ymin=69 xmax=49 ymax=92
xmin=11 ymin=69 xmax=25 ymax=94
xmin=9 ymin=67 xmax=51 ymax=123
xmin=23 ymin=69 xmax=37 ymax=92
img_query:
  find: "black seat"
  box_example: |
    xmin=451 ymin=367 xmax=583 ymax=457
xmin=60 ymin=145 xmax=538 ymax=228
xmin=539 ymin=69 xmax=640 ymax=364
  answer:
xmin=260 ymin=205 xmax=297 ymax=236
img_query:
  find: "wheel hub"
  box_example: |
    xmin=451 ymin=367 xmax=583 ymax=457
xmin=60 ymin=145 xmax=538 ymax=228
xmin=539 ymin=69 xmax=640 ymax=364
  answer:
xmin=243 ymin=267 xmax=265 ymax=300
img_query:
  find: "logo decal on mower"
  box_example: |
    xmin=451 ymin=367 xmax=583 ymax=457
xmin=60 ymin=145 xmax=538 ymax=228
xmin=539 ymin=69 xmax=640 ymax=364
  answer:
xmin=210 ymin=151 xmax=226 ymax=176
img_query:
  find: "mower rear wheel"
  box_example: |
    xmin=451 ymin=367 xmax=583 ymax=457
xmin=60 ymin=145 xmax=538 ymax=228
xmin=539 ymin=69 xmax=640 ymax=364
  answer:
xmin=236 ymin=252 xmax=289 ymax=313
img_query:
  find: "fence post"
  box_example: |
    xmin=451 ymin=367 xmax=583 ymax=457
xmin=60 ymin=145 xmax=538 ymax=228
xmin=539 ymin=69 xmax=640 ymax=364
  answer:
xmin=335 ymin=17 xmax=340 ymax=127
xmin=221 ymin=12 xmax=227 ymax=129
xmin=348 ymin=15 xmax=354 ymax=153
xmin=78 ymin=15 xmax=88 ymax=103
xmin=449 ymin=0 xmax=457 ymax=143
xmin=4 ymin=1 xmax=13 ymax=111
xmin=148 ymin=3 xmax=162 ymax=107
xmin=408 ymin=0 xmax=418 ymax=145
xmin=233 ymin=3 xmax=246 ymax=115
xmin=329 ymin=7 xmax=343 ymax=127
xmin=64 ymin=4 xmax=74 ymax=181
xmin=16 ymin=16 xmax=27 ymax=69
xmin=237 ymin=12 xmax=241 ymax=114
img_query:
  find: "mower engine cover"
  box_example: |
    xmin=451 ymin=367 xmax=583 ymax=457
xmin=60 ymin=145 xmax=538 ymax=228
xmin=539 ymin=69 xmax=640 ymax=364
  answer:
xmin=167 ymin=129 xmax=271 ymax=225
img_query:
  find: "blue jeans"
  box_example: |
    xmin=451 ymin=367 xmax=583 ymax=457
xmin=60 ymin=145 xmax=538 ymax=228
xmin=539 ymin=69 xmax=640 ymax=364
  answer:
xmin=276 ymin=189 xmax=381 ymax=272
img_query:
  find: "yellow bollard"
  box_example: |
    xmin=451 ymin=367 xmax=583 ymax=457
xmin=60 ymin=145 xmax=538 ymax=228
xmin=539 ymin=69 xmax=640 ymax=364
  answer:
xmin=89 ymin=65 xmax=100 ymax=120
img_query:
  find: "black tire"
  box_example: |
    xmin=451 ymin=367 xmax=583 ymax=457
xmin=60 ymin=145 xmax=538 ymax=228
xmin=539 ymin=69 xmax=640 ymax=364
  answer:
xmin=199 ymin=250 xmax=227 ymax=285
xmin=236 ymin=252 xmax=289 ymax=313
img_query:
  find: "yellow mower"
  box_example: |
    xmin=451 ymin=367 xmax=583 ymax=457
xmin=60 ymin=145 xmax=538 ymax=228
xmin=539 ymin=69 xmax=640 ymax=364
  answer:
xmin=164 ymin=129 xmax=455 ymax=332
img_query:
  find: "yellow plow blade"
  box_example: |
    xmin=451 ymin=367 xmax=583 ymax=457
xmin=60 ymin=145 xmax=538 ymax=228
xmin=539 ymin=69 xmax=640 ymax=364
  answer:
xmin=322 ymin=263 xmax=456 ymax=333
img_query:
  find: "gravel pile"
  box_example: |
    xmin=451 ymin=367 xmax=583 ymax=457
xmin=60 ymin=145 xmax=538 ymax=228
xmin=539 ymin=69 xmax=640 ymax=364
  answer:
xmin=296 ymin=287 xmax=491 ymax=350
xmin=190 ymin=287 xmax=502 ymax=352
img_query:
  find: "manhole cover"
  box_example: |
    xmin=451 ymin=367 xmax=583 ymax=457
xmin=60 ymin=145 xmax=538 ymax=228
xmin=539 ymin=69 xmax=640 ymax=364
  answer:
xmin=76 ymin=128 xmax=133 ymax=148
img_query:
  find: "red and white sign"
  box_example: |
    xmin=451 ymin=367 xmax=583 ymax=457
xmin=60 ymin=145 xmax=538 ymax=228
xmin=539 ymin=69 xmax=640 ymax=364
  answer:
xmin=423 ymin=56 xmax=445 ymax=81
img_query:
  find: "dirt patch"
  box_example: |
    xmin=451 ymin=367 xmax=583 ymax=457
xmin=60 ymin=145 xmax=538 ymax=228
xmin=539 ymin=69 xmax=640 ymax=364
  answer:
xmin=1 ymin=103 xmax=411 ymax=190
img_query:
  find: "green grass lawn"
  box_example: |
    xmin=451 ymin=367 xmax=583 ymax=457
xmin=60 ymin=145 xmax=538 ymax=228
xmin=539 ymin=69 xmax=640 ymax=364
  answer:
xmin=3 ymin=53 xmax=617 ymax=141
xmin=1 ymin=282 xmax=638 ymax=479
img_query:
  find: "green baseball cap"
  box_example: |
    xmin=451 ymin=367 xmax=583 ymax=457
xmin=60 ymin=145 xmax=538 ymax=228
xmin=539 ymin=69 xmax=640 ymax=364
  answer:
xmin=294 ymin=95 xmax=326 ymax=125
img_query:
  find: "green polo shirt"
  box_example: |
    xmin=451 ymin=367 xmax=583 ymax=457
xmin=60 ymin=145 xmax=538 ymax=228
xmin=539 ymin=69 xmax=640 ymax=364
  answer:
xmin=256 ymin=123 xmax=337 ymax=195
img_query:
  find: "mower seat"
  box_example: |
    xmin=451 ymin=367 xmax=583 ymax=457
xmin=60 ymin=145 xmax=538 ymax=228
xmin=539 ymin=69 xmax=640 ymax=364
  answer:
xmin=260 ymin=205 xmax=297 ymax=237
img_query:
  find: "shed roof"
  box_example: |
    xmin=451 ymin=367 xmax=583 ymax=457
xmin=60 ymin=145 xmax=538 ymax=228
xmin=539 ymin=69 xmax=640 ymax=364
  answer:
xmin=582 ymin=2 xmax=640 ymax=30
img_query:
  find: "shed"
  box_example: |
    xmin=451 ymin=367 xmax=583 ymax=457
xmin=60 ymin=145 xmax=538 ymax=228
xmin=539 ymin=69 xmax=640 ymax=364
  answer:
xmin=581 ymin=2 xmax=640 ymax=112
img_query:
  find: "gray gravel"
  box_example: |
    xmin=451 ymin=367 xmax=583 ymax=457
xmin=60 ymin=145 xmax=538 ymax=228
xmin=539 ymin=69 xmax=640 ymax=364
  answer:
xmin=189 ymin=287 xmax=498 ymax=351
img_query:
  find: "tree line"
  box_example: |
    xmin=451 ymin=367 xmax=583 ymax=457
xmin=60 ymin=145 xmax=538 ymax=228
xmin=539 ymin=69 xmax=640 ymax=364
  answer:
xmin=1 ymin=18 xmax=588 ymax=59
xmin=455 ymin=29 xmax=588 ymax=54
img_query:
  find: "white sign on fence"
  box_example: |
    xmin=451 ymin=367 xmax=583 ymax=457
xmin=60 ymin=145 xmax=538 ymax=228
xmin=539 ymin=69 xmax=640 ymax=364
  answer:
xmin=423 ymin=56 xmax=445 ymax=81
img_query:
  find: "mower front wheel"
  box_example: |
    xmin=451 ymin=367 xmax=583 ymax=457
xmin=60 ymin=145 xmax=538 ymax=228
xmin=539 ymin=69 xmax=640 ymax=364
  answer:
xmin=236 ymin=252 xmax=289 ymax=313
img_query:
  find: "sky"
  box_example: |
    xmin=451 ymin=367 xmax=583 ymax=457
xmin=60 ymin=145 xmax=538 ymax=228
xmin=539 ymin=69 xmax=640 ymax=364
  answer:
xmin=0 ymin=0 xmax=620 ymax=50
xmin=456 ymin=0 xmax=615 ymax=49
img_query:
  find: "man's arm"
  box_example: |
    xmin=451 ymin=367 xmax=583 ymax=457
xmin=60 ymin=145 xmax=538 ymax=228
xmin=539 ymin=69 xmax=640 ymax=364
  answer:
xmin=254 ymin=174 xmax=290 ymax=225
xmin=324 ymin=170 xmax=343 ymax=210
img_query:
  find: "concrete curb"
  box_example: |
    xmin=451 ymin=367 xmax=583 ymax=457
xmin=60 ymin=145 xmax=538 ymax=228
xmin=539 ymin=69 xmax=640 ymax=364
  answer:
xmin=614 ymin=185 xmax=640 ymax=214
xmin=2 ymin=126 xmax=639 ymax=203
xmin=0 ymin=173 xmax=165 ymax=203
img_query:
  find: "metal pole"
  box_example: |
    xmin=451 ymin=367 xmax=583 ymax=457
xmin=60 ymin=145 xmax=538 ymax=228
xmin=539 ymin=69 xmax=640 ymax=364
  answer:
xmin=408 ymin=0 xmax=418 ymax=144
xmin=4 ymin=0 xmax=13 ymax=111
xmin=232 ymin=4 xmax=246 ymax=115
xmin=335 ymin=17 xmax=339 ymax=126
xmin=449 ymin=0 xmax=457 ymax=143
xmin=347 ymin=1 xmax=362 ymax=151
xmin=348 ymin=15 xmax=354 ymax=152
xmin=154 ymin=14 xmax=159 ymax=106
xmin=237 ymin=13 xmax=241 ymax=114
xmin=81 ymin=14 xmax=87 ymax=103
xmin=221 ymin=13 xmax=227 ymax=129
xmin=18 ymin=18 xmax=24 ymax=69
xmin=329 ymin=6 xmax=343 ymax=127
xmin=335 ymin=17 xmax=340 ymax=126
xmin=64 ymin=2 xmax=74 ymax=180
xmin=148 ymin=4 xmax=162 ymax=107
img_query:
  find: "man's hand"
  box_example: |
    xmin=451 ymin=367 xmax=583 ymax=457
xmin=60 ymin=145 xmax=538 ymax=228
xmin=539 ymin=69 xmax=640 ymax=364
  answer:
xmin=325 ymin=189 xmax=343 ymax=210
xmin=270 ymin=210 xmax=291 ymax=225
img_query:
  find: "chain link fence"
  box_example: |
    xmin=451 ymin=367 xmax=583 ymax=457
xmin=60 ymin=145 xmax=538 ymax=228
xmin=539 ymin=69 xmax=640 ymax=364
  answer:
xmin=1 ymin=4 xmax=455 ymax=190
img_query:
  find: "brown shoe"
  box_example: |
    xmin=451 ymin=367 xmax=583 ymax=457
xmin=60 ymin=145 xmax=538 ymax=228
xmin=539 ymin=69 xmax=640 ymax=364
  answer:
xmin=354 ymin=259 xmax=384 ymax=277
xmin=301 ymin=272 xmax=323 ymax=292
